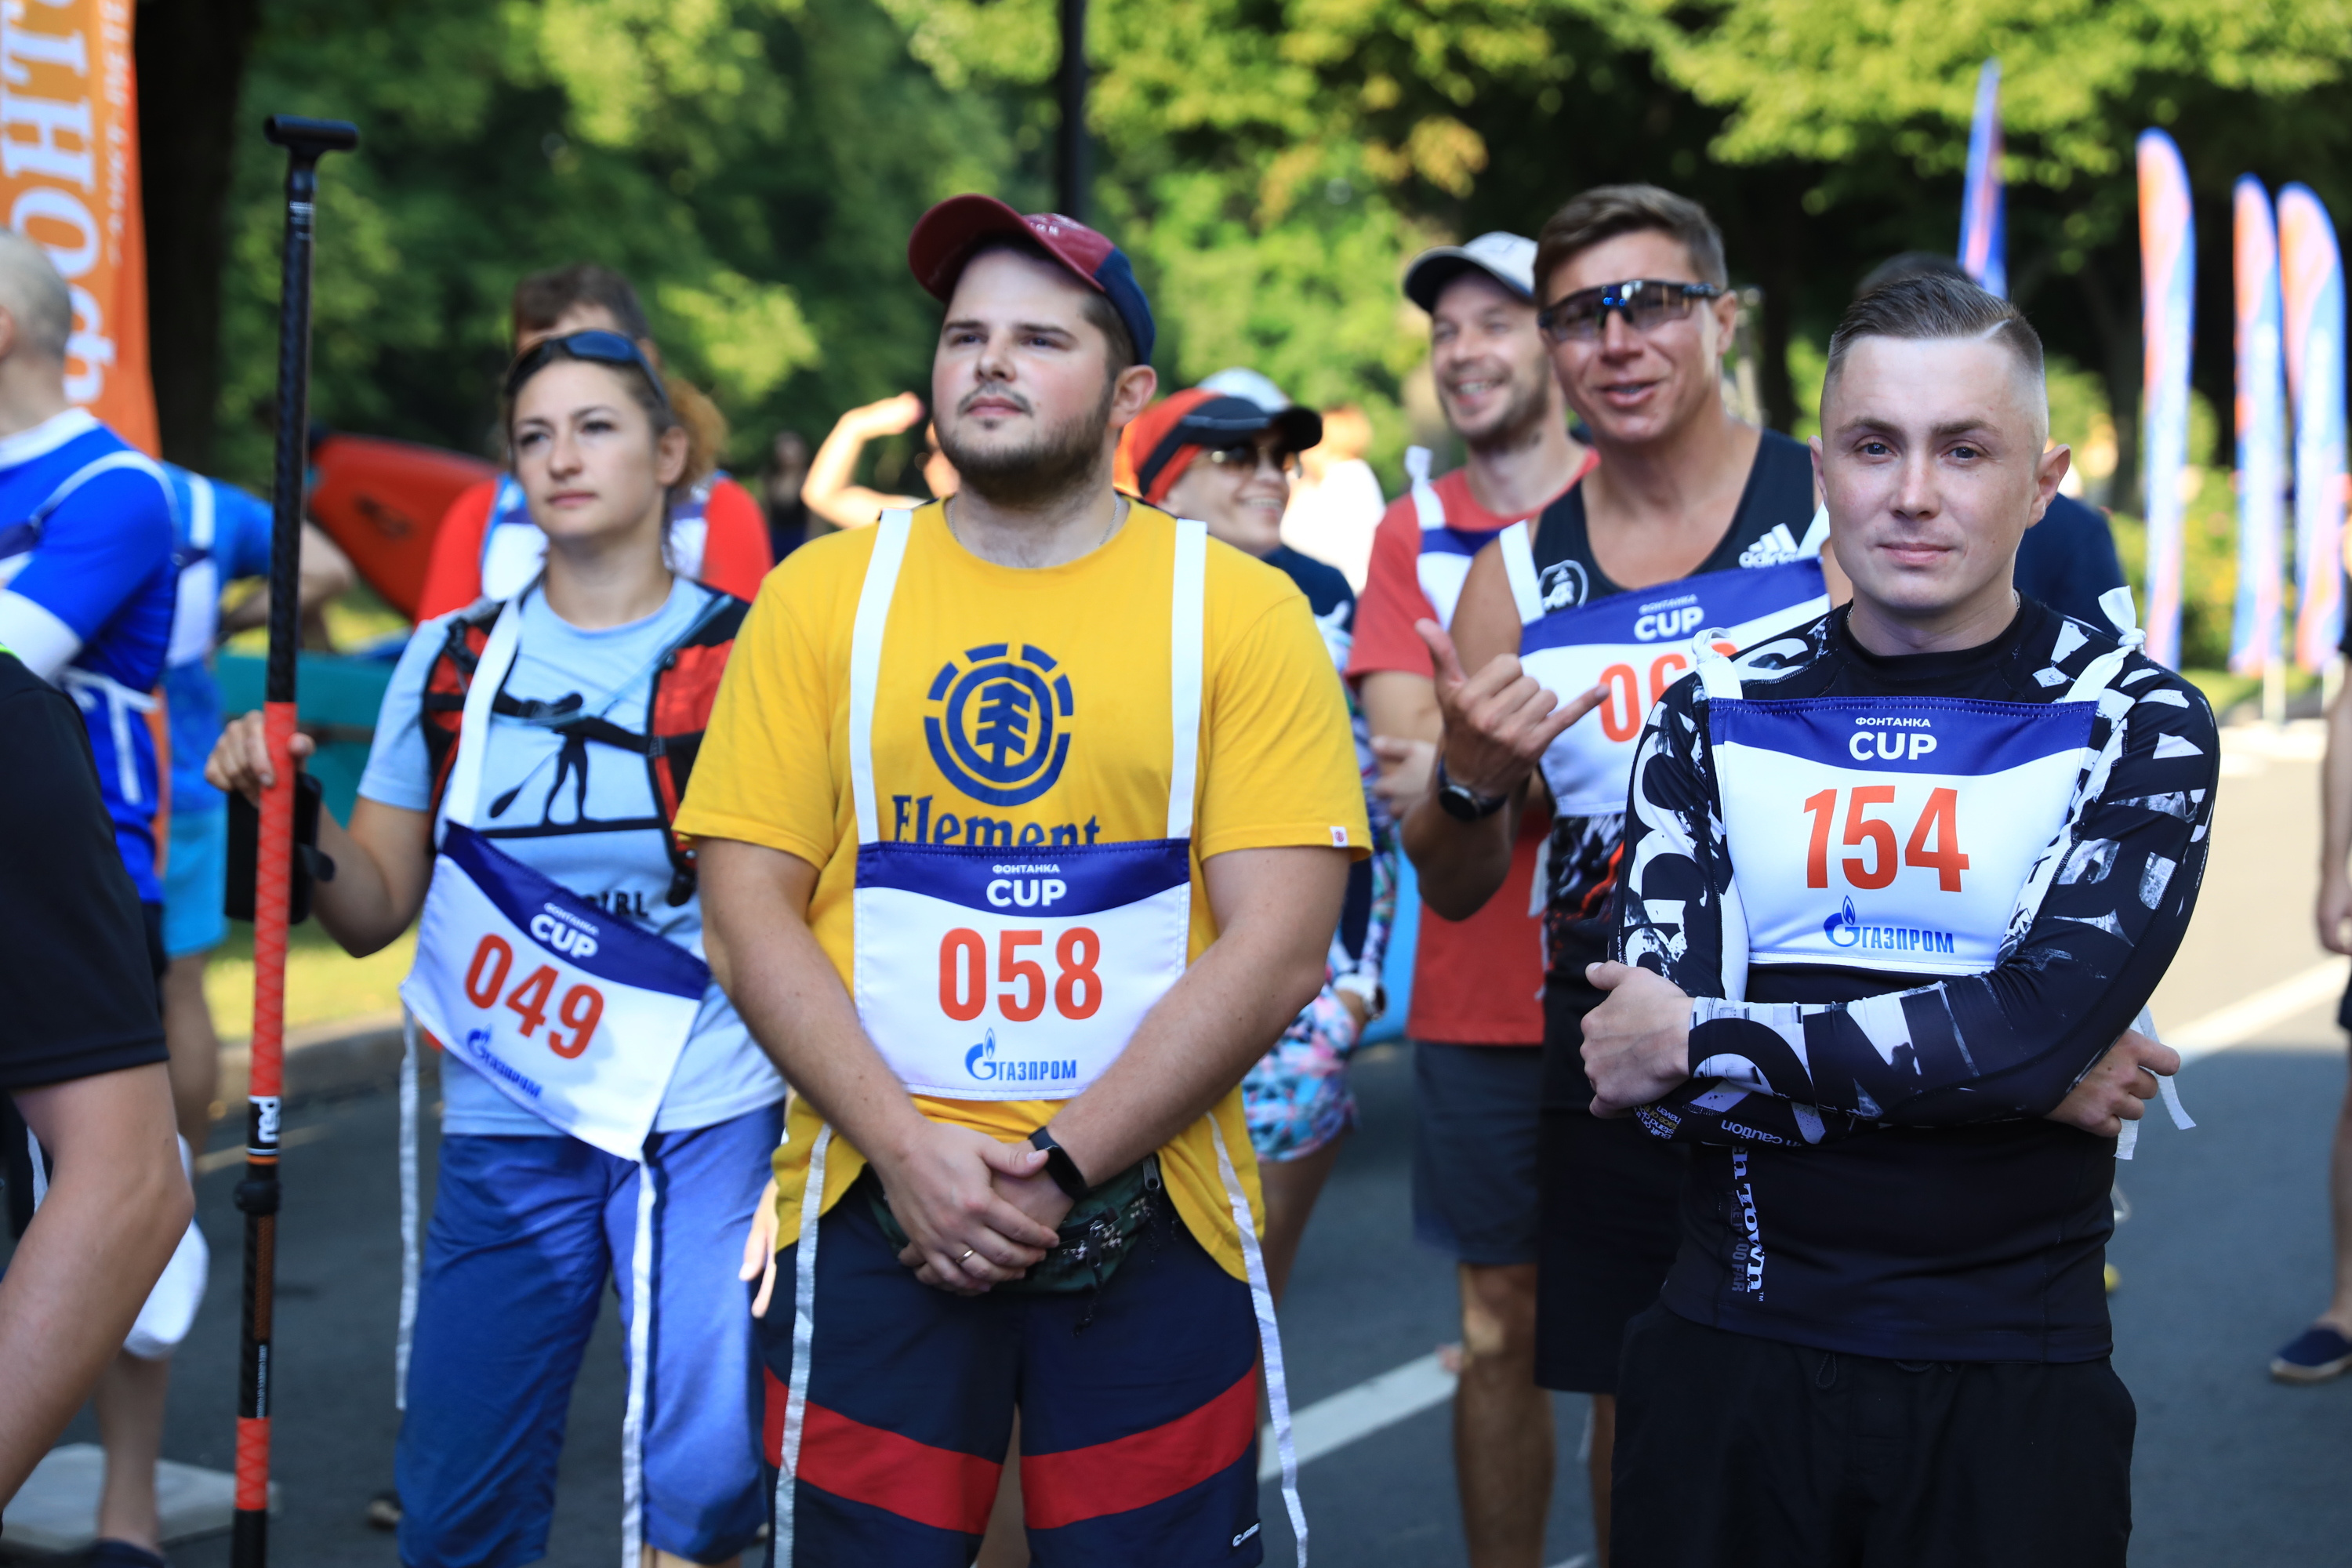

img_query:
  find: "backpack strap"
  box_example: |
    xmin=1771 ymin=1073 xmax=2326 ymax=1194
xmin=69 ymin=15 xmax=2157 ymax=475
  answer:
xmin=640 ymin=593 xmax=749 ymax=904
xmin=419 ymin=601 xmax=504 ymax=822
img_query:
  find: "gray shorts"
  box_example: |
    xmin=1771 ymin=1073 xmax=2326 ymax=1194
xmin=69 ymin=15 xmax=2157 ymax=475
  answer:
xmin=1411 ymin=1041 xmax=1545 ymax=1267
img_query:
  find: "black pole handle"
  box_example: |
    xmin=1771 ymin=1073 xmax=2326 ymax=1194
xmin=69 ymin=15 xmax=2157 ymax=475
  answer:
xmin=262 ymin=115 xmax=358 ymax=162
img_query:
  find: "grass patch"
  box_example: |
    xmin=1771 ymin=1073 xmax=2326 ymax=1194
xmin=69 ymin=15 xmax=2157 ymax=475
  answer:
xmin=2180 ymin=666 xmax=2319 ymax=723
xmin=203 ymin=918 xmax=415 ymax=1040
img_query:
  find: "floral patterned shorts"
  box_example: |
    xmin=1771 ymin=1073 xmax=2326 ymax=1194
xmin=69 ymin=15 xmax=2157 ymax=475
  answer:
xmin=1241 ymin=985 xmax=1363 ymax=1163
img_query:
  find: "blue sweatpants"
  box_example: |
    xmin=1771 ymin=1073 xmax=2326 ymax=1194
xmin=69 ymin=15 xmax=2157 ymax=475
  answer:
xmin=397 ymin=1103 xmax=782 ymax=1567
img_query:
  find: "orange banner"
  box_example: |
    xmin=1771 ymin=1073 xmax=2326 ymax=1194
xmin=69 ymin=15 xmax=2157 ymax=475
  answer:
xmin=0 ymin=0 xmax=154 ymax=454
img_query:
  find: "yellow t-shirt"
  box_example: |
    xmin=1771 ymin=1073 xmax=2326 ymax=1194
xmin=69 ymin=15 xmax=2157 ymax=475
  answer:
xmin=674 ymin=500 xmax=1370 ymax=1278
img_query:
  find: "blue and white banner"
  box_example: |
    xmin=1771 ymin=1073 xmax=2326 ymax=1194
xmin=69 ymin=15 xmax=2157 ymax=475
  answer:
xmin=1960 ymin=59 xmax=2006 ymax=299
xmin=2231 ymin=176 xmax=2288 ymax=679
xmin=2281 ymin=184 xmax=2347 ymax=671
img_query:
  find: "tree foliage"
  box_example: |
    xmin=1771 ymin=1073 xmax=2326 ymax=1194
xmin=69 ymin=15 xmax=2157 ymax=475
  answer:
xmin=198 ymin=0 xmax=2352 ymax=640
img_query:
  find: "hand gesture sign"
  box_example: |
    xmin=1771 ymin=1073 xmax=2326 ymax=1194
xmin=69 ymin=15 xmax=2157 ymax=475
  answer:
xmin=1414 ymin=618 xmax=1605 ymax=800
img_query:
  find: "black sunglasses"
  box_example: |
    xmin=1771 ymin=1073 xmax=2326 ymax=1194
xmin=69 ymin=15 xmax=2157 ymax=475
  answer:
xmin=504 ymin=328 xmax=671 ymax=410
xmin=1537 ymin=279 xmax=1726 ymax=344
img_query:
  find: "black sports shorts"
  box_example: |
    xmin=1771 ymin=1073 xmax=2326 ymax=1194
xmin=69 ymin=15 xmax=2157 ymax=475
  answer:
xmin=1612 ymin=1305 xmax=2135 ymax=1568
xmin=1533 ymin=1105 xmax=1683 ymax=1392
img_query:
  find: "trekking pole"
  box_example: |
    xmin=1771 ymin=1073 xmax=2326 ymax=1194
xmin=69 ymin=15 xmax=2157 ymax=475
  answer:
xmin=233 ymin=112 xmax=357 ymax=1568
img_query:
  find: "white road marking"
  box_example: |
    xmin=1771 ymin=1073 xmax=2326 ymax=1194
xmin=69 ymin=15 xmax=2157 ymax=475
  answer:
xmin=1258 ymin=1351 xmax=1456 ymax=1481
xmin=1247 ymin=957 xmax=2352 ymax=1497
xmin=2169 ymin=958 xmax=2350 ymax=1064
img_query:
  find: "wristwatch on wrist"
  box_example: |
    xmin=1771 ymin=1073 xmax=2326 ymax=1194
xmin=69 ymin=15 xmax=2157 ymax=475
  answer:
xmin=1028 ymin=1127 xmax=1091 ymax=1200
xmin=1434 ymin=756 xmax=1510 ymax=822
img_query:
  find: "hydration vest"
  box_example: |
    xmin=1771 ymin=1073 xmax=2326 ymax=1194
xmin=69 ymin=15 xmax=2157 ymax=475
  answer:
xmin=418 ymin=593 xmax=746 ymax=905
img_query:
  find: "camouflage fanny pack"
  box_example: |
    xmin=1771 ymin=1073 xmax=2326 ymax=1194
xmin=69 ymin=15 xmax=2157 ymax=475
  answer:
xmin=868 ymin=1153 xmax=1165 ymax=1295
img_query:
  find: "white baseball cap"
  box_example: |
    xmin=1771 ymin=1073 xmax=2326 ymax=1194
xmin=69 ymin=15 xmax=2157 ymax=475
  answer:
xmin=1403 ymin=231 xmax=1539 ymax=310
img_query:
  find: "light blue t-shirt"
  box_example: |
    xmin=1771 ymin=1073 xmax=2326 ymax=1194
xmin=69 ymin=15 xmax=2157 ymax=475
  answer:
xmin=361 ymin=579 xmax=783 ymax=1137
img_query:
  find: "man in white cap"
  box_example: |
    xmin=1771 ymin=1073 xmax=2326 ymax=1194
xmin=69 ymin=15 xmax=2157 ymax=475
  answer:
xmin=1345 ymin=230 xmax=1589 ymax=1567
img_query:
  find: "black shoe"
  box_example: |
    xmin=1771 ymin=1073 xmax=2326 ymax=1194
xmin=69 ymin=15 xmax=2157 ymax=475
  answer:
xmin=365 ymin=1488 xmax=402 ymax=1530
xmin=85 ymin=1542 xmax=166 ymax=1568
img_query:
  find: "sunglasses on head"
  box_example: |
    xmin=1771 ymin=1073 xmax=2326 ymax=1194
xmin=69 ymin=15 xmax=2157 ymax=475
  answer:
xmin=1537 ymin=279 xmax=1726 ymax=344
xmin=504 ymin=328 xmax=671 ymax=410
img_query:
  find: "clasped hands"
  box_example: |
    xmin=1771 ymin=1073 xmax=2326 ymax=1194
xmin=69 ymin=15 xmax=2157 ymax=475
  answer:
xmin=739 ymin=1121 xmax=1073 ymax=1313
xmin=1580 ymin=960 xmax=2183 ymax=1137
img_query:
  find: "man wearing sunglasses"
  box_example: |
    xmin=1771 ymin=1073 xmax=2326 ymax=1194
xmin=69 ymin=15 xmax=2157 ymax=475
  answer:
xmin=1344 ymin=233 xmax=1592 ymax=1568
xmin=1405 ymin=184 xmax=1832 ymax=1566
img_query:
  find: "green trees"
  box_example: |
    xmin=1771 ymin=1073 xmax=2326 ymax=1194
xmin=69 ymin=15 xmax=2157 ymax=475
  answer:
xmin=158 ymin=0 xmax=2352 ymax=620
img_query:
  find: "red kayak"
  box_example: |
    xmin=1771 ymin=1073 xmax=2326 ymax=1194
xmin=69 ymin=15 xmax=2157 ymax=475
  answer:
xmin=308 ymin=432 xmax=498 ymax=619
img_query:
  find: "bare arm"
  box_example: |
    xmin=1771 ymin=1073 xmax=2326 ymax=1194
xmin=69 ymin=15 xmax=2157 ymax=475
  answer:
xmin=800 ymin=394 xmax=929 ymax=532
xmin=698 ymin=838 xmax=1061 ymax=1295
xmin=216 ymin=521 xmax=359 ymax=639
xmin=0 ymin=1064 xmax=191 ymax=1506
xmin=1360 ymin=670 xmax=1439 ymax=818
xmin=1036 ymin=844 xmax=1345 ymax=1186
xmin=1403 ymin=541 xmax=1597 ymax=920
xmin=2321 ymin=683 xmax=2352 ymax=954
xmin=207 ymin=713 xmax=435 ymax=956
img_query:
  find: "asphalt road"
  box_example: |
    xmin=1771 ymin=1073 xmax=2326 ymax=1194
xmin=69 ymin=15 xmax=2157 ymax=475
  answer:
xmin=8 ymin=723 xmax=2351 ymax=1566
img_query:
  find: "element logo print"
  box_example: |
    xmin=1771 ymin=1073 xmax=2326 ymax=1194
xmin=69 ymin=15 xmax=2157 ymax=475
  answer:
xmin=925 ymin=642 xmax=1074 ymax=807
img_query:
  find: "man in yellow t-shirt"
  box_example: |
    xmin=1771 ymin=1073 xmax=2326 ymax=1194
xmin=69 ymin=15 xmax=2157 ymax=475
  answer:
xmin=680 ymin=195 xmax=1368 ymax=1566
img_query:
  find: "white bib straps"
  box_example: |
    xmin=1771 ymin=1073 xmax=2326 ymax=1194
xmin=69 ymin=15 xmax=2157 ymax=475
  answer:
xmin=848 ymin=508 xmax=1207 ymax=844
xmin=437 ymin=589 xmax=528 ymax=837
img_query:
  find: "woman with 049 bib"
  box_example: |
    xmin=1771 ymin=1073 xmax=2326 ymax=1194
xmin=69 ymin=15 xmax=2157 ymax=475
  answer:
xmin=209 ymin=332 xmax=782 ymax=1568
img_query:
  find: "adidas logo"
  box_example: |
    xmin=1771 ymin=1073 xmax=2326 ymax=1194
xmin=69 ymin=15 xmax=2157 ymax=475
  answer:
xmin=1737 ymin=524 xmax=1802 ymax=568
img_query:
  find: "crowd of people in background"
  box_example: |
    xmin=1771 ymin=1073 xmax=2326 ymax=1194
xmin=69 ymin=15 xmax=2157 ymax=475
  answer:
xmin=3 ymin=152 xmax=2346 ymax=1568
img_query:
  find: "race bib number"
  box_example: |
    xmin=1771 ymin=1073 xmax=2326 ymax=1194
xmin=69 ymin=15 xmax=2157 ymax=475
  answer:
xmin=855 ymin=840 xmax=1191 ymax=1100
xmin=1711 ymin=697 xmax=2095 ymax=975
xmin=403 ymin=825 xmax=707 ymax=1155
xmin=1522 ymin=559 xmax=1826 ymax=815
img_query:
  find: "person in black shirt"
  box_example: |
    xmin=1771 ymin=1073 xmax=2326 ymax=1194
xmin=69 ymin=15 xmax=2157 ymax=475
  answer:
xmin=1580 ymin=275 xmax=2211 ymax=1566
xmin=0 ymin=651 xmax=191 ymax=1512
xmin=1410 ymin=184 xmax=1832 ymax=1563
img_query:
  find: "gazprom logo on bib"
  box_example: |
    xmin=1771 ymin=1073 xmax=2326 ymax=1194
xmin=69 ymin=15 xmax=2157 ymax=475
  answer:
xmin=927 ymin=643 xmax=1074 ymax=808
xmin=1823 ymin=895 xmax=1956 ymax=955
xmin=964 ymin=1029 xmax=1080 ymax=1086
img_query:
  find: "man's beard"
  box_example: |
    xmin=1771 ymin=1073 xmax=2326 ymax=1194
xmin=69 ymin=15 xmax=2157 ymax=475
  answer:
xmin=1457 ymin=367 xmax=1553 ymax=458
xmin=938 ymin=379 xmax=1115 ymax=510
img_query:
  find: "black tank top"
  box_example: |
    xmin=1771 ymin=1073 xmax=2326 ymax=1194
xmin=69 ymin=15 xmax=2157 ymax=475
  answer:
xmin=1525 ymin=426 xmax=1817 ymax=601
xmin=1528 ymin=426 xmax=1821 ymax=1104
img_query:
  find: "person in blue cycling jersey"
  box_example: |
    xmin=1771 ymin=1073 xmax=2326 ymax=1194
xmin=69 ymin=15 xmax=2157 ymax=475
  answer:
xmin=0 ymin=229 xmax=183 ymax=1568
xmin=156 ymin=470 xmax=352 ymax=1142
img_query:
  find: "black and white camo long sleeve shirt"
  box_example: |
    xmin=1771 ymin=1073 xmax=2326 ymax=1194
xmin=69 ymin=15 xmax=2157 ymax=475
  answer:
xmin=1613 ymin=598 xmax=2219 ymax=1362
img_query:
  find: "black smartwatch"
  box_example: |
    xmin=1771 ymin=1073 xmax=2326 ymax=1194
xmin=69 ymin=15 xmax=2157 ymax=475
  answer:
xmin=1434 ymin=756 xmax=1510 ymax=822
xmin=1028 ymin=1127 xmax=1091 ymax=1200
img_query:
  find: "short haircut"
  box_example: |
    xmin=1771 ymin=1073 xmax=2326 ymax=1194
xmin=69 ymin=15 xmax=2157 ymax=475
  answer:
xmin=1854 ymin=251 xmax=1968 ymax=303
xmin=1824 ymin=274 xmax=2045 ymax=423
xmin=511 ymin=263 xmax=652 ymax=347
xmin=961 ymin=235 xmax=1137 ymax=378
xmin=0 ymin=229 xmax=71 ymax=359
xmin=1534 ymin=185 xmax=1727 ymax=304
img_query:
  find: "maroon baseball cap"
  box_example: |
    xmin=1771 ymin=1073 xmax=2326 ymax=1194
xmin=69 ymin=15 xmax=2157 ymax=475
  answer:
xmin=908 ymin=194 xmax=1156 ymax=365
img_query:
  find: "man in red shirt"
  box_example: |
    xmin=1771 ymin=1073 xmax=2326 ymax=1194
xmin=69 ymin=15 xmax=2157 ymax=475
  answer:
xmin=416 ymin=263 xmax=771 ymax=619
xmin=1347 ymin=231 xmax=1590 ymax=1567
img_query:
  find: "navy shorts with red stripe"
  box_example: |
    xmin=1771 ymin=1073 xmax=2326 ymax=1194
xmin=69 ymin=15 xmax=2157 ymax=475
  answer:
xmin=757 ymin=1172 xmax=1267 ymax=1566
